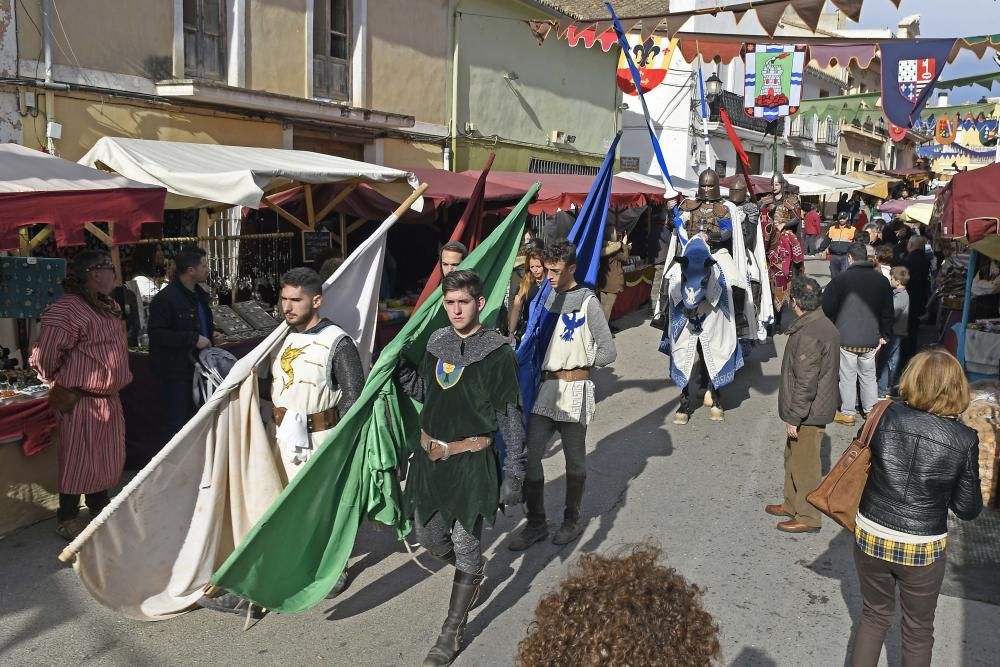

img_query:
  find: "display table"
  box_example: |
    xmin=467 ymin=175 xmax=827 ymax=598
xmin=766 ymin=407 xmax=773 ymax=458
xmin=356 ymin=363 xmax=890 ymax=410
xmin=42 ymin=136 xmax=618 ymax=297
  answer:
xmin=610 ymin=265 xmax=655 ymax=321
xmin=123 ymin=336 xmax=264 ymax=468
xmin=0 ymin=396 xmax=59 ymax=536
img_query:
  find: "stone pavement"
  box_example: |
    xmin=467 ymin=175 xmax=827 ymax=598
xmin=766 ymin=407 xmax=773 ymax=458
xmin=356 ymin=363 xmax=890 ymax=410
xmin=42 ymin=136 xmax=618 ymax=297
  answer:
xmin=2 ymin=257 xmax=998 ymax=666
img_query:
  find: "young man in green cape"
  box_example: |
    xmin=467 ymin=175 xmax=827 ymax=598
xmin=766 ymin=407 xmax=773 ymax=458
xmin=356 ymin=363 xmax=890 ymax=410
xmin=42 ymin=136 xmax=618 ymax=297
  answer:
xmin=395 ymin=269 xmax=525 ymax=667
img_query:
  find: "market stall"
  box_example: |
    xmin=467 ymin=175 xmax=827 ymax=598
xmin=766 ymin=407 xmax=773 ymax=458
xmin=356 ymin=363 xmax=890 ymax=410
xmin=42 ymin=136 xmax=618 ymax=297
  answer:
xmin=77 ymin=138 xmax=422 ymax=465
xmin=0 ymin=144 xmax=167 ymax=535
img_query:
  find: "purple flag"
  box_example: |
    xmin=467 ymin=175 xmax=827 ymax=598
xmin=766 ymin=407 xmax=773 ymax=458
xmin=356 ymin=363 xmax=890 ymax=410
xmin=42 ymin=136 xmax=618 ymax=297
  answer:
xmin=880 ymin=39 xmax=955 ymax=129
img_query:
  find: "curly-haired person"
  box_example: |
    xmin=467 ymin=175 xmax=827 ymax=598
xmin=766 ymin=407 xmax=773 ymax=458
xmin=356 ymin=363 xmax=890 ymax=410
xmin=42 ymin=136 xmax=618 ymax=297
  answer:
xmin=517 ymin=545 xmax=720 ymax=666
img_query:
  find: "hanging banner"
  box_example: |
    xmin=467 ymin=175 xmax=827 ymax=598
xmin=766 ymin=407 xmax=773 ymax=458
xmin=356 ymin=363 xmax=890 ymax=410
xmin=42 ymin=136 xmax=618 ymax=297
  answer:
xmin=935 ymin=116 xmax=956 ymax=145
xmin=743 ymin=44 xmax=807 ymax=121
xmin=978 ymin=119 xmax=998 ymax=147
xmin=887 ymin=119 xmax=908 ymax=143
xmin=616 ymin=36 xmax=678 ymax=95
xmin=879 ymin=38 xmax=955 ymax=129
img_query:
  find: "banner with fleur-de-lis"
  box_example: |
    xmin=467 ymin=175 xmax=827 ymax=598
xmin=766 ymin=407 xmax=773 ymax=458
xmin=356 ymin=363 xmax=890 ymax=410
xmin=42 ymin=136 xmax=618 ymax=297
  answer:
xmin=616 ymin=35 xmax=677 ymax=96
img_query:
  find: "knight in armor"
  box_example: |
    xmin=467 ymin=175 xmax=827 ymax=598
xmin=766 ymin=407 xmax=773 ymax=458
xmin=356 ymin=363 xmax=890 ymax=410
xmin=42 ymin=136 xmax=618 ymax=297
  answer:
xmin=759 ymin=174 xmax=805 ymax=333
xmin=676 ymin=169 xmax=753 ymax=336
xmin=727 ymin=176 xmax=767 ymax=334
xmin=199 ymin=267 xmax=365 ymax=616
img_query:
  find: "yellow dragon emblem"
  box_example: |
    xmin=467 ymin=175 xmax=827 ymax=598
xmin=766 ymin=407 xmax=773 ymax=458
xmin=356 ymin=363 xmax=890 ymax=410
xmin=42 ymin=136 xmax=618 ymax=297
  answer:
xmin=279 ymin=344 xmax=309 ymax=391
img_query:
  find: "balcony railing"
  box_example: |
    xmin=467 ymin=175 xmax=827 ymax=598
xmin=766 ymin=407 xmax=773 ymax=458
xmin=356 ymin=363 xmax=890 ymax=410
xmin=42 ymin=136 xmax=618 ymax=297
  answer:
xmin=790 ymin=118 xmax=815 ymax=140
xmin=816 ymin=119 xmax=840 ymax=145
xmin=718 ymin=90 xmax=784 ymax=135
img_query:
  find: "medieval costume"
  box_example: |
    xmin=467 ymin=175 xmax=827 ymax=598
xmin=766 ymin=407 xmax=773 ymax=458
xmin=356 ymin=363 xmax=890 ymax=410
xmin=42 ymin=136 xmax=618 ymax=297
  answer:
xmin=396 ymin=326 xmax=525 ymax=667
xmin=510 ymin=286 xmax=616 ymax=550
xmin=268 ymin=318 xmax=364 ymax=479
xmin=727 ymin=175 xmax=774 ymax=340
xmin=759 ymin=174 xmax=804 ymax=332
xmin=31 ymin=291 xmax=132 ymax=537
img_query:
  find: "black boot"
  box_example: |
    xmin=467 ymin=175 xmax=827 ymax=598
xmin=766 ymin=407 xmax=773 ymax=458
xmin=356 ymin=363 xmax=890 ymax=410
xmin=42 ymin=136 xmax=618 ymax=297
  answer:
xmin=508 ymin=480 xmax=548 ymax=551
xmin=422 ymin=567 xmax=485 ymax=666
xmin=552 ymin=475 xmax=585 ymax=545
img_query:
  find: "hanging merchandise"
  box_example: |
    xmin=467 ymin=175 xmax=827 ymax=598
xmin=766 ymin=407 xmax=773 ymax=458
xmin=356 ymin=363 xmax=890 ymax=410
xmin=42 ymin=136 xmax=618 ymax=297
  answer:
xmin=936 ymin=116 xmax=956 ymax=145
xmin=616 ymin=35 xmax=678 ymax=95
xmin=0 ymin=257 xmax=66 ymax=319
xmin=879 ymin=38 xmax=955 ymax=129
xmin=743 ymin=44 xmax=807 ymax=121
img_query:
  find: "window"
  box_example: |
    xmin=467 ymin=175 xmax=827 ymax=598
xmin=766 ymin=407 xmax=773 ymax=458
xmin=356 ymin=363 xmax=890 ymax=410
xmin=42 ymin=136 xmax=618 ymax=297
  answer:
xmin=783 ymin=156 xmax=800 ymax=174
xmin=746 ymin=151 xmax=762 ymax=175
xmin=841 ymin=157 xmax=850 ymax=174
xmin=819 ymin=89 xmax=830 ymax=98
xmin=184 ymin=0 xmax=227 ymax=80
xmin=313 ymin=0 xmax=350 ymax=99
xmin=714 ymin=160 xmax=727 ymax=176
xmin=528 ymin=158 xmax=599 ymax=175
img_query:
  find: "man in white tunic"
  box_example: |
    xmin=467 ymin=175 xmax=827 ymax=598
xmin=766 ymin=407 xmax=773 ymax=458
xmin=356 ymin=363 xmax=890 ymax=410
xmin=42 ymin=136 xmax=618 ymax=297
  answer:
xmin=199 ymin=267 xmax=364 ymax=615
xmin=509 ymin=242 xmax=617 ymax=551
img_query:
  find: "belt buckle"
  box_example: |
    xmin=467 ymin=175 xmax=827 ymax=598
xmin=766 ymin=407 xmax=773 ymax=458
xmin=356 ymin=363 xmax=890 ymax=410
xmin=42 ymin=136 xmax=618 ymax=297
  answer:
xmin=434 ymin=438 xmax=450 ymax=460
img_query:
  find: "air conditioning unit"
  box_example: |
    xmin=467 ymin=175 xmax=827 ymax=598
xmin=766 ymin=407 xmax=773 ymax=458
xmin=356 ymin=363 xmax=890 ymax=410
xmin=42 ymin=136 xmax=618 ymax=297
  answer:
xmin=550 ymin=130 xmax=566 ymax=144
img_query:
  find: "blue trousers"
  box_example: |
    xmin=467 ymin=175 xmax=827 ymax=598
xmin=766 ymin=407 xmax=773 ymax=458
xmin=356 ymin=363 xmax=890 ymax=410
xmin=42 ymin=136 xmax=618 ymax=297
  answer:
xmin=829 ymin=254 xmax=850 ymax=278
xmin=877 ymin=335 xmax=903 ymax=397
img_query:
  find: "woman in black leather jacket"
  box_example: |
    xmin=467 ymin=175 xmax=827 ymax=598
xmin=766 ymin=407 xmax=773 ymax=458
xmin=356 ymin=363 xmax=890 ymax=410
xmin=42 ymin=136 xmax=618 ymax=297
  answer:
xmin=850 ymin=349 xmax=983 ymax=667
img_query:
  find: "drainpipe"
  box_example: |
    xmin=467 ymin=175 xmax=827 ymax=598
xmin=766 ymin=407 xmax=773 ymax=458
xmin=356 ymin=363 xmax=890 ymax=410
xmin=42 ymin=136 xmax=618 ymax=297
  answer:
xmin=42 ymin=0 xmax=57 ymax=153
xmin=449 ymin=1 xmax=462 ymax=172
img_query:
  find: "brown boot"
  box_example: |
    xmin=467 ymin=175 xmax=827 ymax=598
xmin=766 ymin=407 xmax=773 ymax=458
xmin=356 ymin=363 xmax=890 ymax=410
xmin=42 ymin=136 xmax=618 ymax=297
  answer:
xmin=422 ymin=567 xmax=485 ymax=666
xmin=508 ymin=480 xmax=547 ymax=551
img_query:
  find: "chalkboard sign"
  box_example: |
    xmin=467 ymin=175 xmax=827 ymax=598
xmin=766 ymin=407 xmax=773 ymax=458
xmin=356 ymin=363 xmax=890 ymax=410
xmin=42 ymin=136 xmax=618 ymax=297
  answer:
xmin=301 ymin=231 xmax=332 ymax=263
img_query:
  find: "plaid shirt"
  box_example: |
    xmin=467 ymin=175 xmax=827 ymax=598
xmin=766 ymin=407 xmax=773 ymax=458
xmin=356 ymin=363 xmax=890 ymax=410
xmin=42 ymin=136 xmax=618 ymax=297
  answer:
xmin=855 ymin=525 xmax=947 ymax=567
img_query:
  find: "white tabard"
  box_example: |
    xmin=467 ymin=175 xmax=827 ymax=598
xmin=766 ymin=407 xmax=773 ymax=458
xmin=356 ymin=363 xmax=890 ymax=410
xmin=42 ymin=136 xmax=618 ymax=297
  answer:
xmin=270 ymin=324 xmax=345 ymax=476
xmin=532 ymin=294 xmax=598 ymax=425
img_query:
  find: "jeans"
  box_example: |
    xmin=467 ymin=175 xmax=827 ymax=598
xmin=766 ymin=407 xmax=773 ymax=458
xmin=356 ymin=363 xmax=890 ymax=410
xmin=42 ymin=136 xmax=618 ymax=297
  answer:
xmin=829 ymin=254 xmax=849 ymax=278
xmin=877 ymin=335 xmax=903 ymax=396
xmin=525 ymin=414 xmax=587 ymax=483
xmin=851 ymin=546 xmax=946 ymax=667
xmin=414 ymin=510 xmax=484 ymax=575
xmin=805 ymin=234 xmax=821 ymax=255
xmin=839 ymin=347 xmax=878 ymax=416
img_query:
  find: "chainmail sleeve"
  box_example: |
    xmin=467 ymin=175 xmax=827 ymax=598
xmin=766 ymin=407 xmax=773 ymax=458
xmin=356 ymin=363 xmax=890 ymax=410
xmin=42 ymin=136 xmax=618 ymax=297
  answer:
xmin=331 ymin=337 xmax=365 ymax=416
xmin=585 ymin=296 xmax=617 ymax=367
xmin=394 ymin=356 xmax=427 ymax=402
xmin=495 ymin=402 xmax=526 ymax=479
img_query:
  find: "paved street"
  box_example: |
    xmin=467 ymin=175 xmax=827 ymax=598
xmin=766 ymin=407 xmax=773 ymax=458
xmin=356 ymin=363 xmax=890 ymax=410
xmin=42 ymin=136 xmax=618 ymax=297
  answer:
xmin=2 ymin=258 xmax=999 ymax=666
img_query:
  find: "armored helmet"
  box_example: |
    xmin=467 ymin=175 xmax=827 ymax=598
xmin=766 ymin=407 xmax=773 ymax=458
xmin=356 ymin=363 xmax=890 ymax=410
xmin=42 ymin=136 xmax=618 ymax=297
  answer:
xmin=697 ymin=168 xmax=721 ymax=201
xmin=729 ymin=175 xmax=748 ymax=204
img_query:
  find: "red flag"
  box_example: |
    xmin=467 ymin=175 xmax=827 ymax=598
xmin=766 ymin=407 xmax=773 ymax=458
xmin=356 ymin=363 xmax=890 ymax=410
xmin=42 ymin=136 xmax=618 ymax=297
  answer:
xmin=720 ymin=107 xmax=755 ymax=196
xmin=414 ymin=153 xmax=496 ymax=308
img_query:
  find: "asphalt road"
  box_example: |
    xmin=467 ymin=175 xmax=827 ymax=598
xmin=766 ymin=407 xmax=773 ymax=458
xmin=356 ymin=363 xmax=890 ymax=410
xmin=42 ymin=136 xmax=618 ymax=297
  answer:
xmin=2 ymin=257 xmax=998 ymax=666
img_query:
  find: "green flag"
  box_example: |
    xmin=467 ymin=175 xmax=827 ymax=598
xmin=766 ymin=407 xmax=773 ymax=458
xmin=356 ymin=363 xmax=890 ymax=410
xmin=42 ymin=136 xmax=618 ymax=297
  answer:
xmin=211 ymin=184 xmax=540 ymax=613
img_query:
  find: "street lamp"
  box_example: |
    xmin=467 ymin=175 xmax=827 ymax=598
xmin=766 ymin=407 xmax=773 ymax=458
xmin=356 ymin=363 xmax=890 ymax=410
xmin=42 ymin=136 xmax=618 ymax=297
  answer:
xmin=705 ymin=72 xmax=723 ymax=100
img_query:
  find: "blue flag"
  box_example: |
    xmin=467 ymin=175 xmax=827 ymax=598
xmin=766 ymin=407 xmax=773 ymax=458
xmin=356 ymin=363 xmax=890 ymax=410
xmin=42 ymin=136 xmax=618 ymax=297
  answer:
xmin=880 ymin=39 xmax=955 ymax=129
xmin=515 ymin=132 xmax=621 ymax=415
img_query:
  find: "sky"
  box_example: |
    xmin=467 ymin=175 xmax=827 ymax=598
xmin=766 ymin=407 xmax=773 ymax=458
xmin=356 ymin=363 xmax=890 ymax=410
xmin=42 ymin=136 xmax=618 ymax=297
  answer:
xmin=846 ymin=0 xmax=1000 ymax=102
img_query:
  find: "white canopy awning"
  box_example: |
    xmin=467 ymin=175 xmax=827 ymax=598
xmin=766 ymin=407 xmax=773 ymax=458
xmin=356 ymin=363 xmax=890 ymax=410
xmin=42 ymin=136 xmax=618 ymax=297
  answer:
xmin=79 ymin=137 xmax=420 ymax=210
xmin=617 ymin=171 xmax=728 ymax=198
xmin=783 ymin=173 xmax=869 ymax=196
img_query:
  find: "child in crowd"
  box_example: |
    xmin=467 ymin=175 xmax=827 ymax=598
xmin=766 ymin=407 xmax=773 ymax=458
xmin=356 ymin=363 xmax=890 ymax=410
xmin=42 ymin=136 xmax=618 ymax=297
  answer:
xmin=875 ymin=244 xmax=894 ymax=280
xmin=877 ymin=266 xmax=910 ymax=398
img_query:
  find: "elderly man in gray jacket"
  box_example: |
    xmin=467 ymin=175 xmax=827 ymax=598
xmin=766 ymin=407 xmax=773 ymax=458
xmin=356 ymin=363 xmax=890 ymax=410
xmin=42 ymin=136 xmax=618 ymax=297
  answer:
xmin=768 ymin=276 xmax=841 ymax=533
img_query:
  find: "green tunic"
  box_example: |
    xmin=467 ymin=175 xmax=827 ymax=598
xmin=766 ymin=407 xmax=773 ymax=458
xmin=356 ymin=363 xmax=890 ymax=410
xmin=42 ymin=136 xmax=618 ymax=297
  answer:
xmin=404 ymin=331 xmax=521 ymax=532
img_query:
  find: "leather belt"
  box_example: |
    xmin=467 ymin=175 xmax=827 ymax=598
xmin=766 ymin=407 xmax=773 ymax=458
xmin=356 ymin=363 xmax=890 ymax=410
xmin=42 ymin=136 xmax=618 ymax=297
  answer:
xmin=543 ymin=368 xmax=591 ymax=382
xmin=420 ymin=431 xmax=492 ymax=462
xmin=273 ymin=406 xmax=339 ymax=433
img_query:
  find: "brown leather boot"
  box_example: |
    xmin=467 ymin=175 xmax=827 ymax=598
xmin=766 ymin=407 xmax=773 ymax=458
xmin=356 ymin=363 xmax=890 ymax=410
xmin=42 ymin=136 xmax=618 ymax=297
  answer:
xmin=422 ymin=567 xmax=485 ymax=666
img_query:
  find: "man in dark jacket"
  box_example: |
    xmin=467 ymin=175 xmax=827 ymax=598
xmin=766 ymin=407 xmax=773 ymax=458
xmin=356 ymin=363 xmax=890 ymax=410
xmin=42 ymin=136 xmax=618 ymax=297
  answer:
xmin=148 ymin=247 xmax=222 ymax=444
xmin=822 ymin=243 xmax=894 ymax=427
xmin=901 ymin=234 xmax=931 ymax=366
xmin=769 ymin=276 xmax=840 ymax=533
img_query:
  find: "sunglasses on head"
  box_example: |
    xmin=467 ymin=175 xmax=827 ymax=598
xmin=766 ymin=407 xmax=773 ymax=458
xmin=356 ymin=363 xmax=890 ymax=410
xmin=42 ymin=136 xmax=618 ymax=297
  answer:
xmin=89 ymin=263 xmax=115 ymax=272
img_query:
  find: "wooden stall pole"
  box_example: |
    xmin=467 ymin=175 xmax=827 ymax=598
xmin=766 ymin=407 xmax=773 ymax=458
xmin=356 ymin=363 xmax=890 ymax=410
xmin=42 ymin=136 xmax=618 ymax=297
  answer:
xmin=262 ymin=196 xmax=312 ymax=232
xmin=82 ymin=222 xmax=122 ymax=285
xmin=339 ymin=213 xmax=348 ymax=259
xmin=314 ymin=183 xmax=358 ymax=224
xmin=17 ymin=225 xmax=54 ymax=256
xmin=304 ymin=183 xmax=316 ymax=228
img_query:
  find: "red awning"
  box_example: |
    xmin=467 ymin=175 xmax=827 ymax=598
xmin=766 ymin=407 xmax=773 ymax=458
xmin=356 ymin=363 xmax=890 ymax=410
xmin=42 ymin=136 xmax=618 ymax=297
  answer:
xmin=263 ymin=167 xmax=531 ymax=223
xmin=938 ymin=162 xmax=1000 ymax=239
xmin=720 ymin=174 xmax=776 ymax=196
xmin=0 ymin=144 xmax=166 ymax=251
xmin=464 ymin=171 xmax=668 ymax=216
